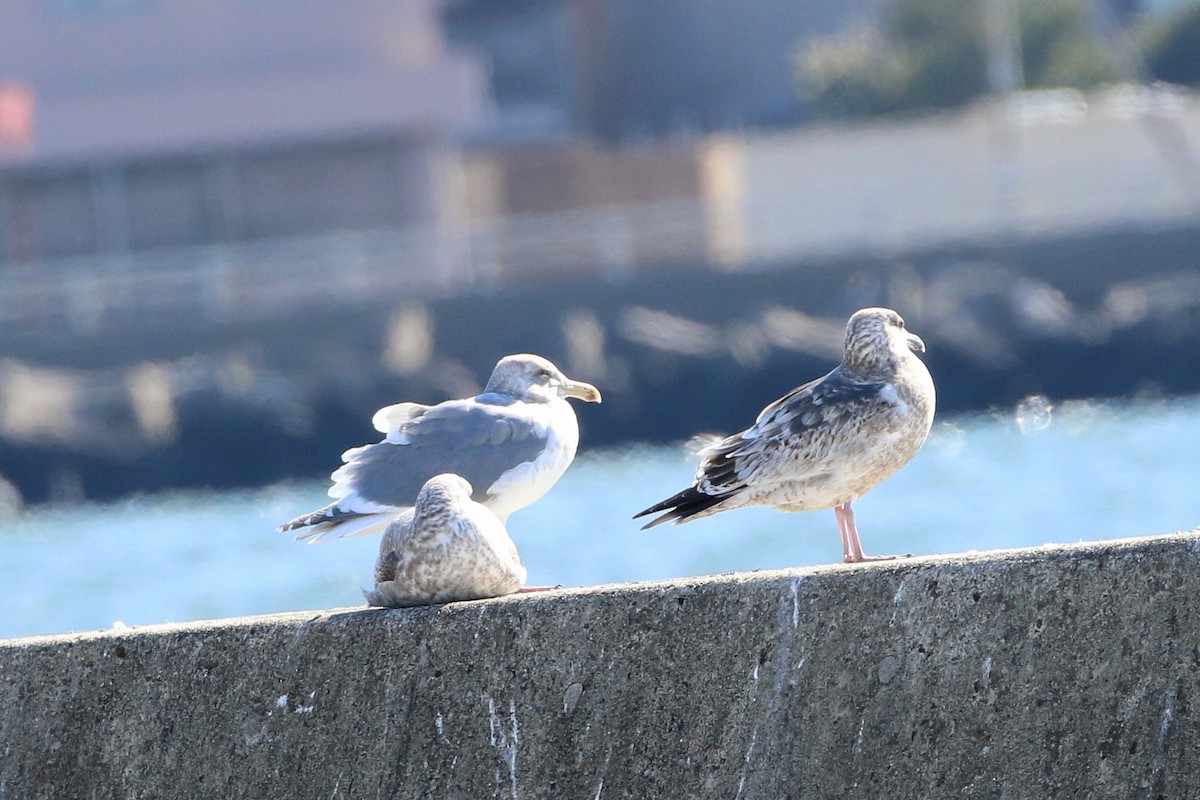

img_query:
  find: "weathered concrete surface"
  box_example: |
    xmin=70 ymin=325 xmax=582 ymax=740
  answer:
xmin=3 ymin=532 xmax=1199 ymax=799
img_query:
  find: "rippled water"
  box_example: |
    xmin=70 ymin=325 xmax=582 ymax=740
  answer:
xmin=2 ymin=397 xmax=1198 ymax=640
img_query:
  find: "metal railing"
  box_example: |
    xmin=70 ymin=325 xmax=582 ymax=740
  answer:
xmin=0 ymin=197 xmax=715 ymax=335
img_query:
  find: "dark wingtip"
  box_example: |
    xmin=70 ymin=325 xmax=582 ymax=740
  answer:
xmin=278 ymin=513 xmax=320 ymax=534
xmin=277 ymin=503 xmax=358 ymax=536
xmin=277 ymin=517 xmax=306 ymax=533
xmin=637 ymin=513 xmax=677 ymax=531
xmin=633 ymin=489 xmax=694 ymax=522
xmin=633 ymin=486 xmax=733 ymax=530
xmin=631 ymin=501 xmax=671 ymax=521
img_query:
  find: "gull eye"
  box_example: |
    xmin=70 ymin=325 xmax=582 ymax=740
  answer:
xmin=535 ymin=368 xmax=552 ymax=380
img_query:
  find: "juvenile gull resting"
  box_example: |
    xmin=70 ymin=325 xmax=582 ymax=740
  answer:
xmin=365 ymin=474 xmax=526 ymax=608
xmin=634 ymin=307 xmax=935 ymax=563
xmin=280 ymin=354 xmax=601 ymax=542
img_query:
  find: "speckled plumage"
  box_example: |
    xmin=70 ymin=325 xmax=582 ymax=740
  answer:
xmin=280 ymin=354 xmax=601 ymax=543
xmin=365 ymin=474 xmax=527 ymax=608
xmin=635 ymin=307 xmax=935 ymax=563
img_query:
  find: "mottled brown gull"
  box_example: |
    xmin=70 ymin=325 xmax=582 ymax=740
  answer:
xmin=634 ymin=307 xmax=935 ymax=563
xmin=365 ymin=474 xmax=526 ymax=607
xmin=280 ymin=354 xmax=601 ymax=543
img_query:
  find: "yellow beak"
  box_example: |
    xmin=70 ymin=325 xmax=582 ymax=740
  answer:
xmin=561 ymin=380 xmax=602 ymax=403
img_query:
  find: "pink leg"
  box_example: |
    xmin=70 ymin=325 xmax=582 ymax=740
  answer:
xmin=835 ymin=502 xmax=907 ymax=564
xmin=517 ymin=585 xmax=560 ymax=594
xmin=835 ymin=503 xmax=860 ymax=562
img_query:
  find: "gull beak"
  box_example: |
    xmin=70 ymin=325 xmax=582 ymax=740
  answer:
xmin=561 ymin=379 xmax=602 ymax=404
xmin=906 ymin=331 xmax=926 ymax=354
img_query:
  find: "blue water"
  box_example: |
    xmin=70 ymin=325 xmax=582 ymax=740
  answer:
xmin=2 ymin=397 xmax=1198 ymax=641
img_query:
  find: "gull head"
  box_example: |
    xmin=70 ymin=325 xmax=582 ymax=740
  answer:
xmin=842 ymin=308 xmax=926 ymax=374
xmin=485 ymin=354 xmax=603 ymax=405
xmin=416 ymin=473 xmax=475 ymax=507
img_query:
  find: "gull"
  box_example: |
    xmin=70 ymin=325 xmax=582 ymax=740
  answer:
xmin=365 ymin=474 xmax=526 ymax=608
xmin=634 ymin=307 xmax=935 ymax=563
xmin=281 ymin=354 xmax=601 ymax=542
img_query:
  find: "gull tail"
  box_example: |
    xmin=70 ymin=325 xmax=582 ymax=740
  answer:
xmin=278 ymin=503 xmax=395 ymax=543
xmin=633 ymin=486 xmax=735 ymax=530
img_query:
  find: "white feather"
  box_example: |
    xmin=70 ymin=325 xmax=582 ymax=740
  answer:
xmin=371 ymin=402 xmax=425 ymax=434
xmin=878 ymin=383 xmax=906 ymax=413
xmin=302 ymin=512 xmax=394 ymax=543
xmin=483 ymin=398 xmax=579 ymax=521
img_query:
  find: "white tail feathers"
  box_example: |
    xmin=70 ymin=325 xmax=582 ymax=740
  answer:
xmin=294 ymin=511 xmax=395 ymax=544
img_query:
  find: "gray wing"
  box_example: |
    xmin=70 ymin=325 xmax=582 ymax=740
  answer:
xmin=706 ymin=366 xmax=893 ymax=486
xmin=635 ymin=366 xmax=892 ymax=526
xmin=334 ymin=397 xmax=550 ymax=508
xmin=757 ymin=367 xmax=891 ymax=436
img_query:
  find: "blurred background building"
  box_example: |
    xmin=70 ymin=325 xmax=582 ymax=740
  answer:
xmin=0 ymin=0 xmax=1199 ymax=504
xmin=0 ymin=1 xmax=481 ymax=260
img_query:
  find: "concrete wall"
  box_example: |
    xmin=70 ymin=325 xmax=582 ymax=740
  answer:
xmin=734 ymin=90 xmax=1200 ymax=263
xmin=2 ymin=531 xmax=1199 ymax=799
xmin=0 ymin=134 xmax=453 ymax=263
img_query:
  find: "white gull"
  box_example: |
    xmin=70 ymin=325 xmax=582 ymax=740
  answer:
xmin=280 ymin=354 xmax=601 ymax=542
